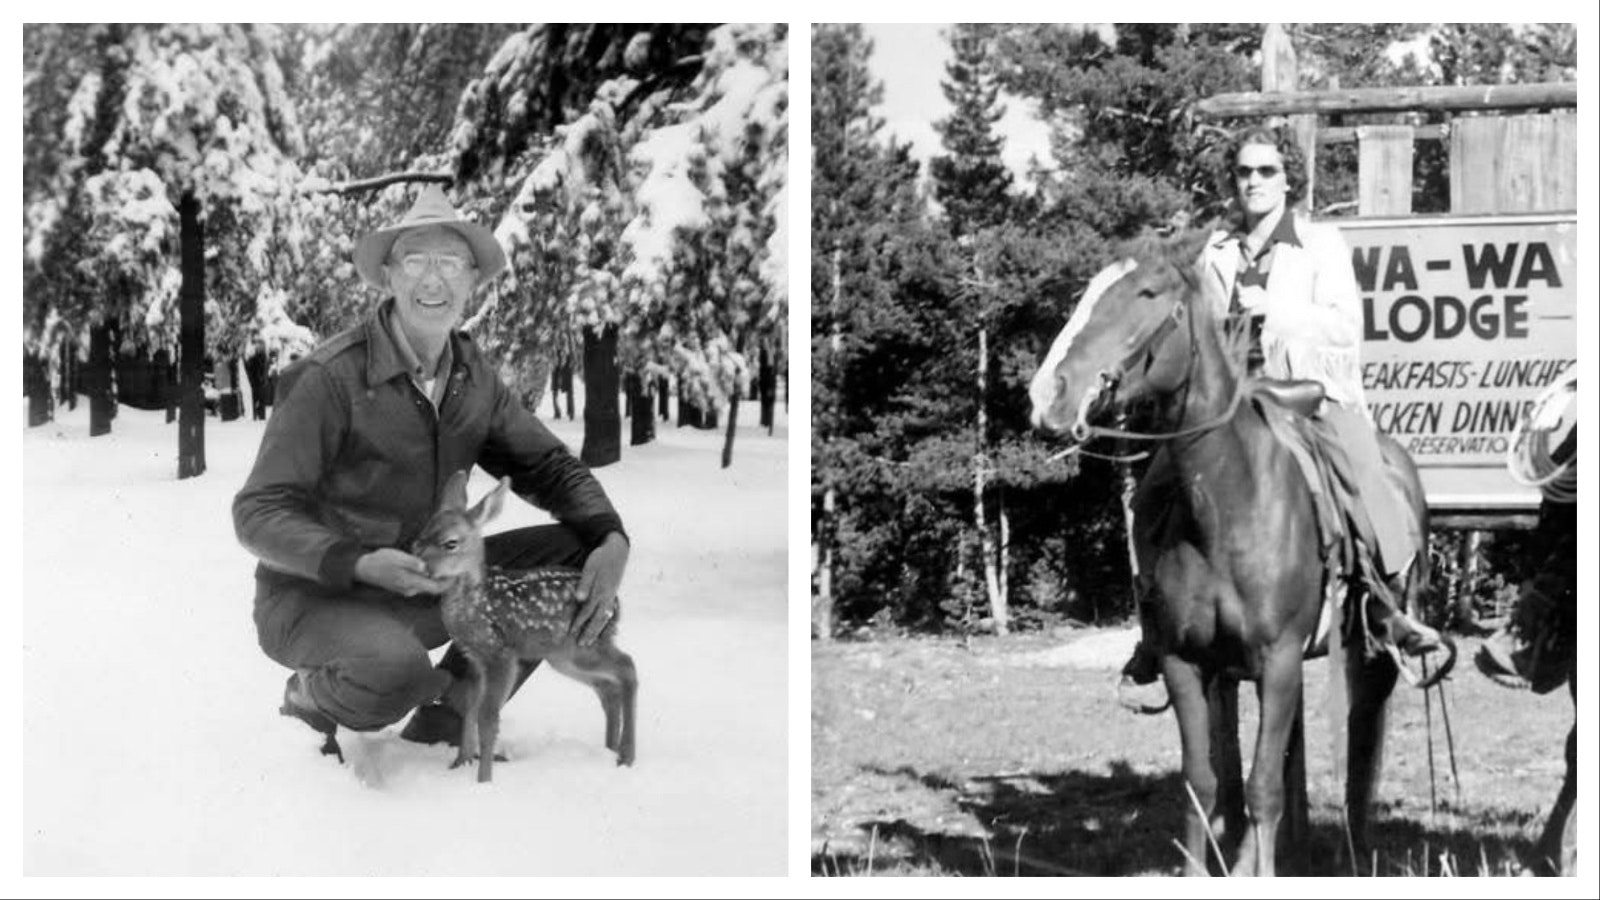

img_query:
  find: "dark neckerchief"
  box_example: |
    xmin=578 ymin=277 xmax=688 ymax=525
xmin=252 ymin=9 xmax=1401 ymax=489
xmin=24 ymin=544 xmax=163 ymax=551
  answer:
xmin=1229 ymin=212 xmax=1301 ymax=372
xmin=1233 ymin=212 xmax=1301 ymax=294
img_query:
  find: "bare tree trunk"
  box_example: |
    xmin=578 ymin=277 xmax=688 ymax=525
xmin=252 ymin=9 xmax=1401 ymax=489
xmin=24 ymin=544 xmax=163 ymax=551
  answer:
xmin=63 ymin=338 xmax=79 ymax=411
xmin=88 ymin=318 xmax=115 ymax=436
xmin=656 ymin=375 xmax=670 ymax=420
xmin=758 ymin=343 xmax=777 ymax=433
xmin=159 ymin=348 xmax=177 ymax=424
xmin=628 ymin=372 xmax=655 ymax=446
xmin=217 ymin=354 xmax=242 ymax=421
xmin=721 ymin=393 xmax=739 ymax=468
xmin=975 ymin=323 xmax=1007 ymax=635
xmin=580 ymin=324 xmax=621 ymax=467
xmin=24 ymin=348 xmax=52 ymax=427
xmin=178 ymin=190 xmax=206 ymax=479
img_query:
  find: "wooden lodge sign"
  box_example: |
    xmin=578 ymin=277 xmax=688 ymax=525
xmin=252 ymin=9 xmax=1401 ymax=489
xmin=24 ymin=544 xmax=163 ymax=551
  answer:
xmin=1339 ymin=214 xmax=1577 ymax=511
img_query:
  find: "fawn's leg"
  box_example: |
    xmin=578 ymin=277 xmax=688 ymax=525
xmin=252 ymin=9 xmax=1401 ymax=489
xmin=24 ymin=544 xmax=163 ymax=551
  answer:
xmin=452 ymin=657 xmax=486 ymax=770
xmin=611 ymin=646 xmax=638 ymax=766
xmin=476 ymin=655 xmax=519 ymax=784
xmin=552 ymin=643 xmax=638 ymax=766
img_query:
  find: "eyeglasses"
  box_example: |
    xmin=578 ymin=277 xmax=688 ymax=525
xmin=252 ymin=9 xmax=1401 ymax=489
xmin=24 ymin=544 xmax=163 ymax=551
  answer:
xmin=396 ymin=252 xmax=474 ymax=279
xmin=1233 ymin=164 xmax=1282 ymax=181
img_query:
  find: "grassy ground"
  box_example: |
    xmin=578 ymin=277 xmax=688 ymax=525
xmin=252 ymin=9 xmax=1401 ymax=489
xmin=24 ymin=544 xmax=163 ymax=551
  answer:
xmin=811 ymin=628 xmax=1573 ymax=876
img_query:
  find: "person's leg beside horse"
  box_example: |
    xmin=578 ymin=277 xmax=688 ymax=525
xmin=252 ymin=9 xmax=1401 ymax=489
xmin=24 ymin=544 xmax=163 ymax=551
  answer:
xmin=400 ymin=523 xmax=594 ymax=745
xmin=1316 ymin=403 xmax=1443 ymax=655
xmin=1119 ymin=451 xmax=1178 ymax=713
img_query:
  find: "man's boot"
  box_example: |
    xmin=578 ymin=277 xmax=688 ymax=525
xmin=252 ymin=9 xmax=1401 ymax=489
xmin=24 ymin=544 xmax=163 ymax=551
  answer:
xmin=279 ymin=671 xmax=344 ymax=763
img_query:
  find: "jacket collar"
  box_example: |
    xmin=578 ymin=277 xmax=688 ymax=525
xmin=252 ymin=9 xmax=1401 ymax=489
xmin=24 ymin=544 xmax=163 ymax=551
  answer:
xmin=363 ymin=300 xmax=410 ymax=387
xmin=362 ymin=299 xmax=474 ymax=388
xmin=1221 ymin=210 xmax=1303 ymax=257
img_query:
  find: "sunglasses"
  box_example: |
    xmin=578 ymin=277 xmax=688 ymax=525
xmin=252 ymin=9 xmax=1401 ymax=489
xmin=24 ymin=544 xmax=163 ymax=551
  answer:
xmin=1233 ymin=164 xmax=1282 ymax=180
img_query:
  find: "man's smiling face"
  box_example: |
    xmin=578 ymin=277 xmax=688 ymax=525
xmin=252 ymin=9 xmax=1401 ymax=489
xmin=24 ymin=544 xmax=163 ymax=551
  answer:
xmin=385 ymin=225 xmax=479 ymax=342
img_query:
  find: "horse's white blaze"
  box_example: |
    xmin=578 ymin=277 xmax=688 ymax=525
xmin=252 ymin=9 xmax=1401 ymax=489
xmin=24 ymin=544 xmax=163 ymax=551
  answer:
xmin=1029 ymin=258 xmax=1138 ymax=429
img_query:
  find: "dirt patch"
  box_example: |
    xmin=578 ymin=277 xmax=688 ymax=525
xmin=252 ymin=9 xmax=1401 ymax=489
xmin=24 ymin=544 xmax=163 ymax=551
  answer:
xmin=812 ymin=630 xmax=1572 ymax=876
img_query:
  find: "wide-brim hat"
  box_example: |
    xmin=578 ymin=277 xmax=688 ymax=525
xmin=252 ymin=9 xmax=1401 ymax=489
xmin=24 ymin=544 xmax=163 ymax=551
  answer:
xmin=353 ymin=184 xmax=507 ymax=290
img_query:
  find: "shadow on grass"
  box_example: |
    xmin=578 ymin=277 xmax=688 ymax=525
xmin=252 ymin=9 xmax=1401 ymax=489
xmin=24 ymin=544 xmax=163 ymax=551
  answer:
xmin=811 ymin=761 xmax=1540 ymax=876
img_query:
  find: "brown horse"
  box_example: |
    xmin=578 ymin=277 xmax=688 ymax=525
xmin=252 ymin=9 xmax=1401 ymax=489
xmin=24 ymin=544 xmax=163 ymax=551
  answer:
xmin=1028 ymin=234 xmax=1435 ymax=875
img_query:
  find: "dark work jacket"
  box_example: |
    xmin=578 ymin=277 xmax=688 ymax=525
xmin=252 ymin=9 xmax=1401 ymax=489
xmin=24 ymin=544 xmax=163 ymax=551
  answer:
xmin=233 ymin=299 xmax=624 ymax=594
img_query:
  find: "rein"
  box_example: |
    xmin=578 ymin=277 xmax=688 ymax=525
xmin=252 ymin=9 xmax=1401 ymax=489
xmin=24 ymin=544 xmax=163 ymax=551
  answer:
xmin=1050 ymin=292 xmax=1245 ymax=461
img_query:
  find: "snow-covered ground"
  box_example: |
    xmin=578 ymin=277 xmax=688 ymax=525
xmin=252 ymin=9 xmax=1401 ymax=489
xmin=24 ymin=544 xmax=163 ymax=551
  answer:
xmin=22 ymin=397 xmax=789 ymax=876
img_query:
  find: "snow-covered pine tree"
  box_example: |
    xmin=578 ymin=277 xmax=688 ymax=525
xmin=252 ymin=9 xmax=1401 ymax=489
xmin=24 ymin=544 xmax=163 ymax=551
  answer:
xmin=23 ymin=24 xmax=303 ymax=479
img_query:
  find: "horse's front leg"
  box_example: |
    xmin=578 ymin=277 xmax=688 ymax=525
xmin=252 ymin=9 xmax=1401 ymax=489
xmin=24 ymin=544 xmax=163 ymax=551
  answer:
xmin=1164 ymin=654 xmax=1223 ymax=875
xmin=1233 ymin=644 xmax=1304 ymax=877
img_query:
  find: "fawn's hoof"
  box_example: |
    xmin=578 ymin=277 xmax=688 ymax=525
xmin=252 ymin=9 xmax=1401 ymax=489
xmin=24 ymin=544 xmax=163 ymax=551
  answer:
xmin=447 ymin=751 xmax=507 ymax=769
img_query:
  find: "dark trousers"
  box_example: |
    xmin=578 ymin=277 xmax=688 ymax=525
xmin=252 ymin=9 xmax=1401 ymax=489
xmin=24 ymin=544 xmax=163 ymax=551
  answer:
xmin=254 ymin=525 xmax=589 ymax=731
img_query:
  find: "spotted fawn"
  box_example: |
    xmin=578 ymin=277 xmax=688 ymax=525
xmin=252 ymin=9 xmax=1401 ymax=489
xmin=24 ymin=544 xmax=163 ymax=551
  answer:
xmin=414 ymin=471 xmax=637 ymax=782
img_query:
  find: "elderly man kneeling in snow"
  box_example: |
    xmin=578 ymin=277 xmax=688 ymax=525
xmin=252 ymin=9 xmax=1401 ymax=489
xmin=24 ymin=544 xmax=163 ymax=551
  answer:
xmin=233 ymin=185 xmax=629 ymax=760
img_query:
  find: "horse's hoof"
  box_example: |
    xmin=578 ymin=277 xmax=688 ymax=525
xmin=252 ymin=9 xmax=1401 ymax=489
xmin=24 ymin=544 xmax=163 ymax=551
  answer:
xmin=1116 ymin=674 xmax=1171 ymax=715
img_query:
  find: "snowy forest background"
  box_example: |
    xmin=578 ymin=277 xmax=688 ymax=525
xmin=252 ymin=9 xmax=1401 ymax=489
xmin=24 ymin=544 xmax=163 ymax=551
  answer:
xmin=810 ymin=23 xmax=1578 ymax=639
xmin=22 ymin=23 xmax=789 ymax=471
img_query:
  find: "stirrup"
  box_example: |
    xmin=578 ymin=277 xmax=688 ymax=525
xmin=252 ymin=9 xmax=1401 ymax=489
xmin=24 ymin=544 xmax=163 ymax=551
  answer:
xmin=1356 ymin=560 xmax=1457 ymax=690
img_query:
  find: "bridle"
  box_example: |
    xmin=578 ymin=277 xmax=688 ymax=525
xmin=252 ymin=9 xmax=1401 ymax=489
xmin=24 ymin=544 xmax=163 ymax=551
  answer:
xmin=1048 ymin=275 xmax=1245 ymax=463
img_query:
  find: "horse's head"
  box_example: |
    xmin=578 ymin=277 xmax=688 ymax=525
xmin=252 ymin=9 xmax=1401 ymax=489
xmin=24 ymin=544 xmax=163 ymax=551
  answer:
xmin=1028 ymin=235 xmax=1218 ymax=440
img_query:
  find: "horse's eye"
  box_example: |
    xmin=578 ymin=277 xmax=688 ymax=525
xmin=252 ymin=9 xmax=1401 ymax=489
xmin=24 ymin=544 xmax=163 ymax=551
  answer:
xmin=442 ymin=539 xmax=460 ymax=551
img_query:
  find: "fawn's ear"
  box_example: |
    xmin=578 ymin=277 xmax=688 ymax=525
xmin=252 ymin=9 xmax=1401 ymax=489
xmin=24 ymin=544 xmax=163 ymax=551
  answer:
xmin=468 ymin=477 xmax=510 ymax=528
xmin=441 ymin=470 xmax=472 ymax=512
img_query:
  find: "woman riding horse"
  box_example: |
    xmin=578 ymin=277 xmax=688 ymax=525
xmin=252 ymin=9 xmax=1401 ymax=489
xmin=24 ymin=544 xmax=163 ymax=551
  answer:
xmin=1118 ymin=125 xmax=1444 ymax=710
xmin=1028 ymin=124 xmax=1456 ymax=874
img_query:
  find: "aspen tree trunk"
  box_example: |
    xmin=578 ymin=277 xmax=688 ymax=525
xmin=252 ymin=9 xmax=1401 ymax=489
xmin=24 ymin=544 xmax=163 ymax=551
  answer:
xmin=976 ymin=323 xmax=1008 ymax=635
xmin=814 ymin=245 xmax=844 ymax=642
xmin=999 ymin=489 xmax=1010 ymax=604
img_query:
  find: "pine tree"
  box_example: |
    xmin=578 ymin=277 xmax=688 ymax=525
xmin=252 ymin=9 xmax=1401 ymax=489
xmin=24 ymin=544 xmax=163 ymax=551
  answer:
xmin=930 ymin=25 xmax=1013 ymax=240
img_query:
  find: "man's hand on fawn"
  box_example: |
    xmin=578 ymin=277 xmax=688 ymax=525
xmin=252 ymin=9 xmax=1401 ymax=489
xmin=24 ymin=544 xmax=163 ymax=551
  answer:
xmin=356 ymin=548 xmax=445 ymax=596
xmin=573 ymin=532 xmax=629 ymax=646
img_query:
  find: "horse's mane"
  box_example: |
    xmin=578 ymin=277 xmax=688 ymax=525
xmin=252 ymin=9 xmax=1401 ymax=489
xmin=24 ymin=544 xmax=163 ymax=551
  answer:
xmin=1114 ymin=220 xmax=1218 ymax=272
xmin=1116 ymin=220 xmax=1254 ymax=388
